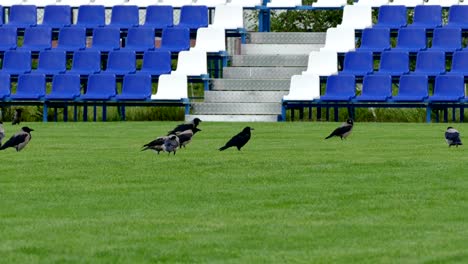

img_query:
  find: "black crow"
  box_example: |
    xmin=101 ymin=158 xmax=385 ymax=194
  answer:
xmin=177 ymin=127 xmax=201 ymax=149
xmin=142 ymin=136 xmax=167 ymax=154
xmin=219 ymin=127 xmax=254 ymax=151
xmin=0 ymin=121 xmax=4 ymax=147
xmin=0 ymin=126 xmax=34 ymax=152
xmin=325 ymin=118 xmax=354 ymax=140
xmin=445 ymin=127 xmax=462 ymax=147
xmin=164 ymin=135 xmax=180 ymax=155
xmin=167 ymin=118 xmax=202 ymax=135
xmin=12 ymin=109 xmax=22 ymax=125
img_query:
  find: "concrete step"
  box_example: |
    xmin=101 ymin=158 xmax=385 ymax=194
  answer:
xmin=204 ymin=91 xmax=287 ymax=103
xmin=248 ymin=32 xmax=327 ymax=44
xmin=223 ymin=67 xmax=305 ymax=79
xmin=231 ymin=55 xmax=308 ymax=67
xmin=186 ymin=114 xmax=280 ymax=122
xmin=241 ymin=44 xmax=323 ymax=55
xmin=211 ymin=79 xmax=290 ymax=91
xmin=192 ymin=102 xmax=282 ymax=115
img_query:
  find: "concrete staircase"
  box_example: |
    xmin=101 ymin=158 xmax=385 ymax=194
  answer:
xmin=187 ymin=32 xmax=326 ymax=122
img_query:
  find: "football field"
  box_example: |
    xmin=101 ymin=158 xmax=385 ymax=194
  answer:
xmin=1 ymin=121 xmax=468 ymax=263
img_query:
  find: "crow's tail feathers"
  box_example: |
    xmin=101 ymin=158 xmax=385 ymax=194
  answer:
xmin=141 ymin=146 xmax=149 ymax=151
xmin=324 ymin=134 xmax=333 ymax=139
xmin=219 ymin=145 xmax=228 ymax=151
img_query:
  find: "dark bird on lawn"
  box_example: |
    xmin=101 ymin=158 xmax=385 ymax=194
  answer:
xmin=219 ymin=126 xmax=254 ymax=151
xmin=12 ymin=108 xmax=23 ymax=125
xmin=167 ymin=118 xmax=202 ymax=135
xmin=0 ymin=121 xmax=5 ymax=147
xmin=164 ymin=135 xmax=180 ymax=155
xmin=445 ymin=127 xmax=462 ymax=147
xmin=177 ymin=127 xmax=202 ymax=149
xmin=141 ymin=136 xmax=167 ymax=154
xmin=325 ymin=118 xmax=354 ymax=140
xmin=0 ymin=126 xmax=34 ymax=152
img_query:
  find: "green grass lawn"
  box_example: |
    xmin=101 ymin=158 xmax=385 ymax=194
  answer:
xmin=1 ymin=121 xmax=468 ymax=263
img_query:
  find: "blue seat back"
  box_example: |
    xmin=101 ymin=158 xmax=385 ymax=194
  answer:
xmin=160 ymin=27 xmax=190 ymax=51
xmin=178 ymin=5 xmax=209 ymax=29
xmin=106 ymin=50 xmax=136 ymax=72
xmin=110 ymin=5 xmax=139 ymax=28
xmin=57 ymin=27 xmax=87 ymax=50
xmin=51 ymin=74 xmax=81 ymax=96
xmin=395 ymin=28 xmax=427 ymax=51
xmin=76 ymin=5 xmax=105 ymax=28
xmin=411 ymin=5 xmax=442 ymax=28
xmin=342 ymin=51 xmax=374 ymax=74
xmin=451 ymin=51 xmax=468 ymax=73
xmin=42 ymin=5 xmax=72 ymax=27
xmin=362 ymin=75 xmax=392 ymax=96
xmin=358 ymin=28 xmax=390 ymax=51
xmin=0 ymin=27 xmax=18 ymax=50
xmin=37 ymin=50 xmax=67 ymax=72
xmin=0 ymin=5 xmax=3 ymax=26
xmin=434 ymin=75 xmax=464 ymax=97
xmin=379 ymin=51 xmax=409 ymax=73
xmin=122 ymin=74 xmax=152 ymax=96
xmin=8 ymin=5 xmax=37 ymax=27
xmin=325 ymin=75 xmax=356 ymax=97
xmin=3 ymin=50 xmax=31 ymax=72
xmin=144 ymin=5 xmax=173 ymax=29
xmin=125 ymin=27 xmax=155 ymax=50
xmin=91 ymin=27 xmax=121 ymax=51
xmin=431 ymin=27 xmax=462 ymax=51
xmin=376 ymin=5 xmax=407 ymax=28
xmin=0 ymin=73 xmax=11 ymax=97
xmin=141 ymin=50 xmax=172 ymax=73
xmin=17 ymin=74 xmax=45 ymax=96
xmin=71 ymin=50 xmax=101 ymax=72
xmin=398 ymin=75 xmax=428 ymax=97
xmin=86 ymin=74 xmax=116 ymax=96
xmin=414 ymin=50 xmax=446 ymax=74
xmin=22 ymin=27 xmax=52 ymax=50
xmin=448 ymin=5 xmax=468 ymax=25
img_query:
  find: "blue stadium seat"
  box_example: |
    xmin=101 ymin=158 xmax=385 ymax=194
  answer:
xmin=32 ymin=50 xmax=67 ymax=75
xmin=123 ymin=27 xmax=155 ymax=52
xmin=10 ymin=74 xmax=46 ymax=100
xmin=429 ymin=75 xmax=464 ymax=102
xmin=355 ymin=75 xmax=392 ymax=102
xmin=0 ymin=6 xmax=3 ymax=27
xmin=115 ymin=74 xmax=152 ymax=100
xmin=373 ymin=5 xmax=407 ymax=30
xmin=177 ymin=5 xmax=209 ymax=30
xmin=446 ymin=6 xmax=468 ymax=30
xmin=40 ymin=5 xmax=72 ymax=28
xmin=0 ymin=27 xmax=18 ymax=52
xmin=447 ymin=51 xmax=468 ymax=76
xmin=407 ymin=5 xmax=442 ymax=30
xmin=158 ymin=27 xmax=190 ymax=53
xmin=79 ymin=74 xmax=116 ymax=100
xmin=141 ymin=5 xmax=174 ymax=30
xmin=108 ymin=5 xmax=139 ymax=30
xmin=0 ymin=74 xmax=11 ymax=100
xmin=374 ymin=51 xmax=409 ymax=76
xmin=392 ymin=28 xmax=427 ymax=53
xmin=75 ymin=5 xmax=106 ymax=29
xmin=19 ymin=27 xmax=52 ymax=51
xmin=356 ymin=28 xmax=391 ymax=53
xmin=45 ymin=74 xmax=82 ymax=100
xmin=392 ymin=75 xmax=428 ymax=102
xmin=137 ymin=50 xmax=172 ymax=76
xmin=88 ymin=27 xmax=121 ymax=52
xmin=320 ymin=75 xmax=356 ymax=102
xmin=429 ymin=27 xmax=462 ymax=53
xmin=1 ymin=50 xmax=32 ymax=75
xmin=54 ymin=27 xmax=87 ymax=52
xmin=412 ymin=50 xmax=446 ymax=76
xmin=68 ymin=50 xmax=101 ymax=75
xmin=4 ymin=5 xmax=37 ymax=28
xmin=104 ymin=50 xmax=136 ymax=75
xmin=339 ymin=51 xmax=374 ymax=76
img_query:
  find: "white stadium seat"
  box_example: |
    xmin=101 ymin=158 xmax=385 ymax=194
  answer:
xmin=267 ymin=0 xmax=302 ymax=8
xmin=312 ymin=0 xmax=347 ymax=8
xmin=283 ymin=74 xmax=321 ymax=101
xmin=192 ymin=27 xmax=226 ymax=53
xmin=320 ymin=27 xmax=355 ymax=53
xmin=210 ymin=5 xmax=244 ymax=29
xmin=302 ymin=50 xmax=338 ymax=76
xmin=173 ymin=50 xmax=208 ymax=76
xmin=337 ymin=5 xmax=373 ymax=30
xmin=151 ymin=74 xmax=188 ymax=101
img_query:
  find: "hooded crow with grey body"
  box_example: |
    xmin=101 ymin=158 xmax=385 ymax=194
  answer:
xmin=167 ymin=118 xmax=202 ymax=135
xmin=141 ymin=136 xmax=168 ymax=154
xmin=0 ymin=121 xmax=5 ymax=147
xmin=325 ymin=118 xmax=354 ymax=140
xmin=177 ymin=127 xmax=201 ymax=148
xmin=164 ymin=135 xmax=180 ymax=155
xmin=12 ymin=109 xmax=22 ymax=125
xmin=0 ymin=126 xmax=34 ymax=152
xmin=445 ymin=127 xmax=462 ymax=147
xmin=219 ymin=127 xmax=254 ymax=151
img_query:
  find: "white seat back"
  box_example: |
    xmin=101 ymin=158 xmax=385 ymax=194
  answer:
xmin=267 ymin=0 xmax=302 ymax=7
xmin=283 ymin=74 xmax=321 ymax=101
xmin=338 ymin=5 xmax=372 ymax=30
xmin=192 ymin=27 xmax=226 ymax=52
xmin=173 ymin=50 xmax=208 ymax=76
xmin=151 ymin=74 xmax=188 ymax=100
xmin=303 ymin=50 xmax=338 ymax=76
xmin=312 ymin=0 xmax=347 ymax=8
xmin=210 ymin=5 xmax=244 ymax=29
xmin=320 ymin=27 xmax=355 ymax=53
